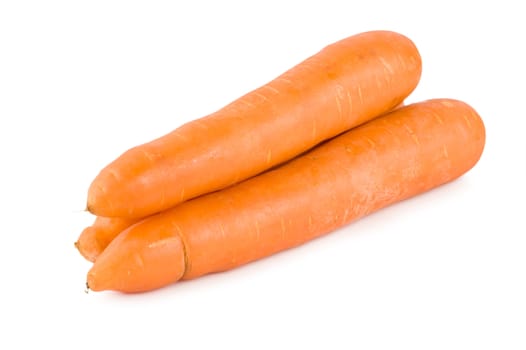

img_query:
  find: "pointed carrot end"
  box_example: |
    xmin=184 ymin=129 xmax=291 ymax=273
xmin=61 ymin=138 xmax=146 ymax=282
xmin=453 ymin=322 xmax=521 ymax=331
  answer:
xmin=75 ymin=227 xmax=101 ymax=263
xmin=86 ymin=269 xmax=104 ymax=292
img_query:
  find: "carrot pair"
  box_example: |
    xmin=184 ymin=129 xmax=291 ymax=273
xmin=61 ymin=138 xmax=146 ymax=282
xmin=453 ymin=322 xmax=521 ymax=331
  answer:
xmin=76 ymin=30 xmax=485 ymax=293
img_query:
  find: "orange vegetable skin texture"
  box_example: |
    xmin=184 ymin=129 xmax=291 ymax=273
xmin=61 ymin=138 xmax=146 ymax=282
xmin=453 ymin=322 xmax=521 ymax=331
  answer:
xmin=87 ymin=99 xmax=485 ymax=293
xmin=76 ymin=101 xmax=408 ymax=262
xmin=75 ymin=216 xmax=141 ymax=262
xmin=87 ymin=30 xmax=422 ymax=218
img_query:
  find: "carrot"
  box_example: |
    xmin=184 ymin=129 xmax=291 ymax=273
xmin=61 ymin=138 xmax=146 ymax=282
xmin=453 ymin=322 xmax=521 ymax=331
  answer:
xmin=74 ymin=216 xmax=140 ymax=262
xmin=87 ymin=30 xmax=422 ymax=218
xmin=76 ymin=101 xmax=408 ymax=261
xmin=86 ymin=99 xmax=486 ymax=293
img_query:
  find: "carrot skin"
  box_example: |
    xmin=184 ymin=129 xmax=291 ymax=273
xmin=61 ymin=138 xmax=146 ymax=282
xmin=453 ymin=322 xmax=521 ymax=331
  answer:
xmin=86 ymin=218 xmax=187 ymax=292
xmin=87 ymin=30 xmax=422 ymax=218
xmin=75 ymin=216 xmax=140 ymax=262
xmin=87 ymin=99 xmax=485 ymax=293
xmin=77 ymin=103 xmax=405 ymax=262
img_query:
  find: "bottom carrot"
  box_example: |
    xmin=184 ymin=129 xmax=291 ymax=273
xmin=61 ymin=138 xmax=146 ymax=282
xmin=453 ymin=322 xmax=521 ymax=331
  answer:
xmin=87 ymin=98 xmax=485 ymax=293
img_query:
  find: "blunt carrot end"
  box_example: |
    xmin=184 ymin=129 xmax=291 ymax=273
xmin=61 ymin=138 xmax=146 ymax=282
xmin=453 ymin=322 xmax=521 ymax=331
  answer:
xmin=85 ymin=203 xmax=93 ymax=214
xmin=75 ymin=226 xmax=103 ymax=262
xmin=86 ymin=181 xmax=108 ymax=216
xmin=86 ymin=272 xmax=103 ymax=292
xmin=86 ymin=185 xmax=98 ymax=215
xmin=87 ymin=220 xmax=187 ymax=292
xmin=85 ymin=270 xmax=108 ymax=293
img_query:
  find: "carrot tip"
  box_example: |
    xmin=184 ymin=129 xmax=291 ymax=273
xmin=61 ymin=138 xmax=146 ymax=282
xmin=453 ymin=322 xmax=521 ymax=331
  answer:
xmin=86 ymin=203 xmax=93 ymax=214
xmin=70 ymin=207 xmax=90 ymax=214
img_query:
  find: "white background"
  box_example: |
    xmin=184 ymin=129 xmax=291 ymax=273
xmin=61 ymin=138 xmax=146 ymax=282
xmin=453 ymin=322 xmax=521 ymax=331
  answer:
xmin=1 ymin=1 xmax=525 ymax=349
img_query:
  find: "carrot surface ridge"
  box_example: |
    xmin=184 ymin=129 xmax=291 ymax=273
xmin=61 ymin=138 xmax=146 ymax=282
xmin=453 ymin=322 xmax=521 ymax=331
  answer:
xmin=87 ymin=30 xmax=422 ymax=218
xmin=87 ymin=99 xmax=486 ymax=293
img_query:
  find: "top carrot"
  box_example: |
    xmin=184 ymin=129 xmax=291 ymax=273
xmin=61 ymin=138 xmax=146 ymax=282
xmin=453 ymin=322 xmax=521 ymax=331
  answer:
xmin=87 ymin=30 xmax=422 ymax=218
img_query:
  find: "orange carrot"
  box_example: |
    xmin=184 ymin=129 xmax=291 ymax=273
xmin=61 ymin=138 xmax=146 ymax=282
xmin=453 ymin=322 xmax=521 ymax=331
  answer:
xmin=77 ymin=102 xmax=408 ymax=261
xmin=87 ymin=30 xmax=422 ymax=218
xmin=87 ymin=99 xmax=486 ymax=293
xmin=75 ymin=216 xmax=140 ymax=262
